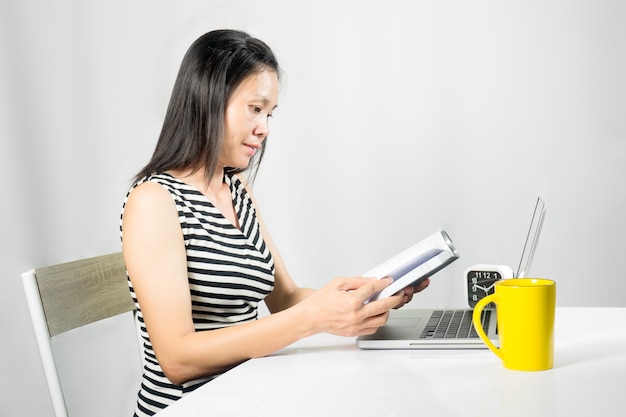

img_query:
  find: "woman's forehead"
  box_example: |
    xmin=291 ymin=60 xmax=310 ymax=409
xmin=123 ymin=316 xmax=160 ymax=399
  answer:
xmin=230 ymin=70 xmax=279 ymax=107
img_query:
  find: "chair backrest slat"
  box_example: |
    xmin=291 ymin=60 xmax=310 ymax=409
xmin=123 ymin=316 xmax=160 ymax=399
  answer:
xmin=34 ymin=252 xmax=135 ymax=337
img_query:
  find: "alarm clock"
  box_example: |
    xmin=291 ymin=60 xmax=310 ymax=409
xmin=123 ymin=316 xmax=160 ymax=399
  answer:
xmin=464 ymin=264 xmax=514 ymax=308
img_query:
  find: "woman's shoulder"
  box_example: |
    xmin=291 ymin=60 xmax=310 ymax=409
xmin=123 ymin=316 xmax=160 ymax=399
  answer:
xmin=130 ymin=173 xmax=191 ymax=197
xmin=121 ymin=176 xmax=180 ymax=237
xmin=135 ymin=172 xmax=180 ymax=187
xmin=126 ymin=179 xmax=175 ymax=211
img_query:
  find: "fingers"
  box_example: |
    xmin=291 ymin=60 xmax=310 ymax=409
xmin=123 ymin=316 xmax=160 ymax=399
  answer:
xmin=357 ymin=311 xmax=391 ymax=335
xmin=331 ymin=276 xmax=393 ymax=302
xmin=329 ymin=276 xmax=400 ymax=335
xmin=414 ymin=277 xmax=430 ymax=293
xmin=333 ymin=276 xmax=388 ymax=292
xmin=364 ymin=291 xmax=404 ymax=316
xmin=318 ymin=275 xmax=430 ymax=336
xmin=349 ymin=276 xmax=394 ymax=304
xmin=392 ymin=278 xmax=431 ymax=309
xmin=332 ymin=276 xmax=370 ymax=291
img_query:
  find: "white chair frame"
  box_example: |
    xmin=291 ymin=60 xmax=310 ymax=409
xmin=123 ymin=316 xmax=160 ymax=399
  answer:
xmin=21 ymin=252 xmax=137 ymax=417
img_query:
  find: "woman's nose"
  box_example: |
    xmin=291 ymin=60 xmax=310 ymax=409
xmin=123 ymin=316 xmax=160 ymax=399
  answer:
xmin=254 ymin=117 xmax=270 ymax=139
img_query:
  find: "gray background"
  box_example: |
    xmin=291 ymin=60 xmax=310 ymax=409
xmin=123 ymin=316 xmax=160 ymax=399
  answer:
xmin=1 ymin=1 xmax=624 ymax=416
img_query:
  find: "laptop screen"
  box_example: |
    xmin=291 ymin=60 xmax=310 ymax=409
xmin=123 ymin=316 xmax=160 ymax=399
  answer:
xmin=515 ymin=197 xmax=546 ymax=278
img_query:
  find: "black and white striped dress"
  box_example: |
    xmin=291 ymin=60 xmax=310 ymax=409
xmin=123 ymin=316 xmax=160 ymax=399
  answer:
xmin=120 ymin=172 xmax=275 ymax=417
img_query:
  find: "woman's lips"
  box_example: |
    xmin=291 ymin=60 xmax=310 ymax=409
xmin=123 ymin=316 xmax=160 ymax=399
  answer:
xmin=245 ymin=143 xmax=260 ymax=155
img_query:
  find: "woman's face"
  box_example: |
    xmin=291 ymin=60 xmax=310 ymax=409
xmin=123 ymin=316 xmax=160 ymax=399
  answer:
xmin=220 ymin=69 xmax=279 ymax=170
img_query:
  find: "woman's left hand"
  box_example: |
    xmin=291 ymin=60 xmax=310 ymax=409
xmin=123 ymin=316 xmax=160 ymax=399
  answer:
xmin=394 ymin=278 xmax=430 ymax=309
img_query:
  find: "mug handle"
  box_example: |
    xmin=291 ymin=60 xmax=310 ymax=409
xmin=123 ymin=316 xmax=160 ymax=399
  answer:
xmin=472 ymin=294 xmax=503 ymax=360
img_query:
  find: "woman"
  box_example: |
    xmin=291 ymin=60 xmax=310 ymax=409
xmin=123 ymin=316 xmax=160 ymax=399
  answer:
xmin=121 ymin=29 xmax=429 ymax=416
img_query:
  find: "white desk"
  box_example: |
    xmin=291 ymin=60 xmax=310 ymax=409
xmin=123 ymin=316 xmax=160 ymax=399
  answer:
xmin=157 ymin=308 xmax=625 ymax=416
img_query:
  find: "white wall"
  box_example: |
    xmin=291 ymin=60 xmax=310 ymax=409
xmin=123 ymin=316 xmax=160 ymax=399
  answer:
xmin=1 ymin=1 xmax=624 ymax=416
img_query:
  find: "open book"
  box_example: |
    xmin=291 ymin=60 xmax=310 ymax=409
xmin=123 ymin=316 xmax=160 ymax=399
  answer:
xmin=364 ymin=230 xmax=459 ymax=302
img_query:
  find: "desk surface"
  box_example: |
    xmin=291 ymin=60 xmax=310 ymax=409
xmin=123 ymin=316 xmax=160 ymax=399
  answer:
xmin=157 ymin=308 xmax=625 ymax=417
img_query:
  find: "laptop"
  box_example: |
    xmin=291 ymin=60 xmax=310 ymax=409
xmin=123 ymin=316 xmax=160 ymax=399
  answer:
xmin=357 ymin=197 xmax=546 ymax=349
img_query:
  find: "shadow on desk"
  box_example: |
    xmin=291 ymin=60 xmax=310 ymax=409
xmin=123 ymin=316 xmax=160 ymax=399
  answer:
xmin=270 ymin=340 xmax=356 ymax=357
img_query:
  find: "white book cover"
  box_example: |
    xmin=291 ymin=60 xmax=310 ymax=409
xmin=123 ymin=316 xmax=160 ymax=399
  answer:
xmin=364 ymin=230 xmax=459 ymax=302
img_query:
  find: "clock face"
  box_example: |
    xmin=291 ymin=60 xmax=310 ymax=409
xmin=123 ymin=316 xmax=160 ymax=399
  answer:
xmin=466 ymin=270 xmax=503 ymax=308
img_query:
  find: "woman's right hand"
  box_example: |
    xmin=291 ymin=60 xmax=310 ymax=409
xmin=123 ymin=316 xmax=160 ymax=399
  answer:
xmin=299 ymin=276 xmax=402 ymax=337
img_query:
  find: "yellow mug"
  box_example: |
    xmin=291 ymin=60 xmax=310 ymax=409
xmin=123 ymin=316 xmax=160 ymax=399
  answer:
xmin=472 ymin=278 xmax=556 ymax=371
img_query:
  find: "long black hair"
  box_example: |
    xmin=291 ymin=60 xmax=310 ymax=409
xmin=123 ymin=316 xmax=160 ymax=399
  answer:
xmin=135 ymin=29 xmax=280 ymax=183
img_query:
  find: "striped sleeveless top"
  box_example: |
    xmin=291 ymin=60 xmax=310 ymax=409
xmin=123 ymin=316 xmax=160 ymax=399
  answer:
xmin=120 ymin=172 xmax=275 ymax=417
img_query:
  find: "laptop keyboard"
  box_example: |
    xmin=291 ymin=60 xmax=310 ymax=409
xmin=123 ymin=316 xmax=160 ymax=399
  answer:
xmin=419 ymin=309 xmax=492 ymax=339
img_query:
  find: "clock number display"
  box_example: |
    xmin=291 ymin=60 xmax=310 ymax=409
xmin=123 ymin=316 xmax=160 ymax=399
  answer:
xmin=467 ymin=270 xmax=502 ymax=308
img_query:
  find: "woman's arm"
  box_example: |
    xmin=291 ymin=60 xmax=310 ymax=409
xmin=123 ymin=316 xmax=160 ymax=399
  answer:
xmin=122 ymin=181 xmax=401 ymax=386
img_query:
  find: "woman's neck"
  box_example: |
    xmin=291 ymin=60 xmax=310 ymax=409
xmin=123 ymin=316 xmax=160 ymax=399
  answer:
xmin=168 ymin=167 xmax=224 ymax=196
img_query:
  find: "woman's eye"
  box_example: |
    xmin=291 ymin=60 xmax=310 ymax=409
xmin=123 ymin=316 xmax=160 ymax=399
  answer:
xmin=250 ymin=105 xmax=274 ymax=119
